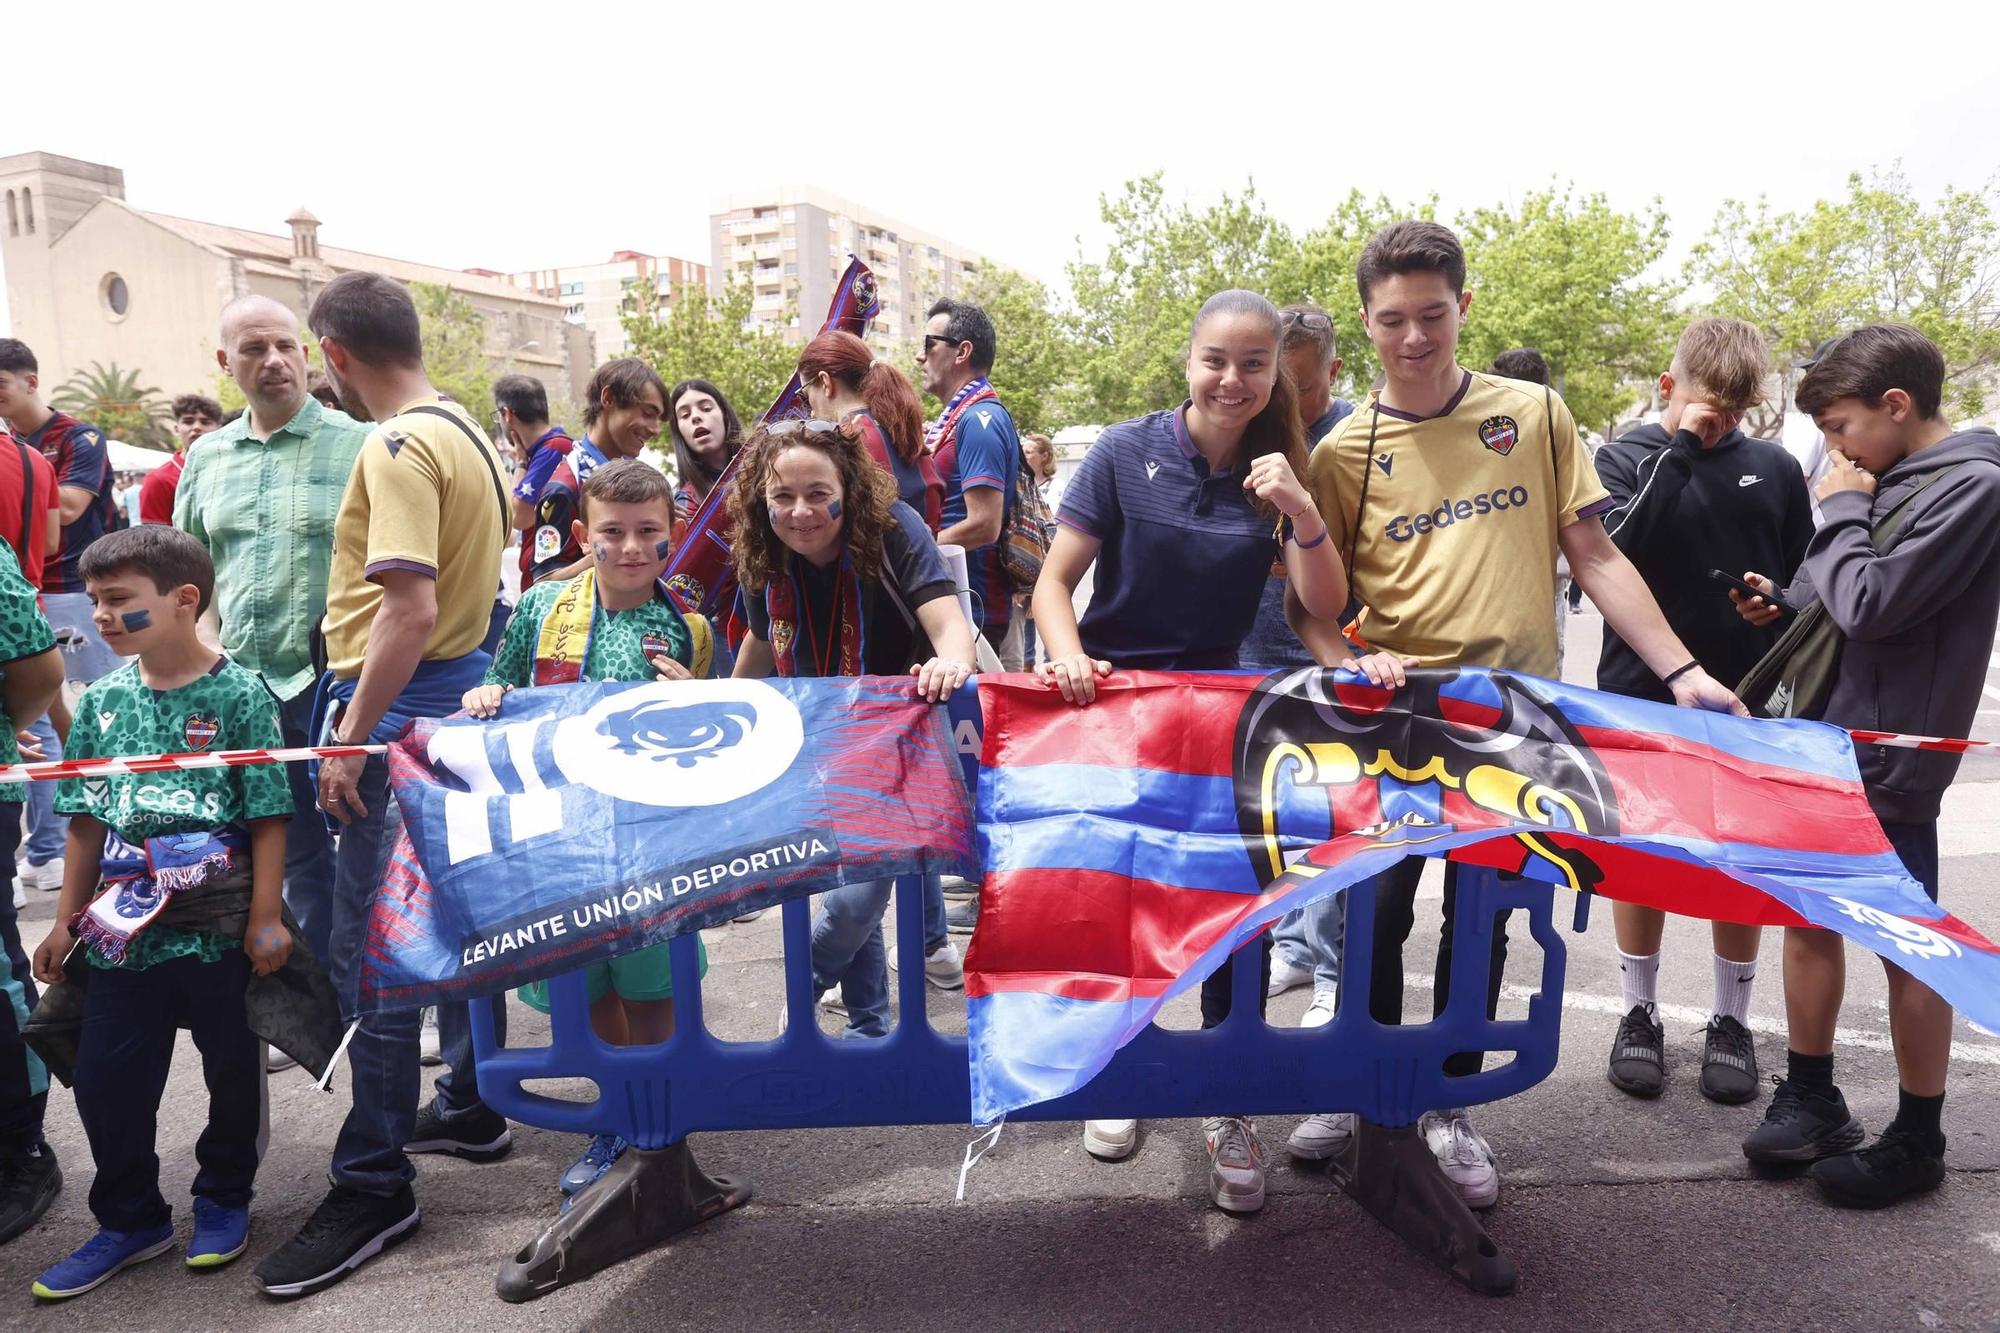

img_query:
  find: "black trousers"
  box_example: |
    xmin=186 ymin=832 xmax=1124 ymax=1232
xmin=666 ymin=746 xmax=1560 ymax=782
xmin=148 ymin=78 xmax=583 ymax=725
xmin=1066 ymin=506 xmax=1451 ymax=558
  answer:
xmin=0 ymin=813 xmax=46 ymax=1155
xmin=73 ymin=949 xmax=262 ymax=1231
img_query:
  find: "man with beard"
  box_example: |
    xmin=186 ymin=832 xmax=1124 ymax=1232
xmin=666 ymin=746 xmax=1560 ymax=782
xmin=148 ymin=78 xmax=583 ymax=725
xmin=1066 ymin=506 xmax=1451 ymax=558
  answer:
xmin=176 ymin=296 xmax=366 ymax=979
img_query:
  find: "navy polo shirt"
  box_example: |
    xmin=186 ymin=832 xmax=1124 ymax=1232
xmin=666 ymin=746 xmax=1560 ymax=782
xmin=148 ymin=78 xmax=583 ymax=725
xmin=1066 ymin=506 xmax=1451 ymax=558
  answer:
xmin=1058 ymin=404 xmax=1280 ymax=669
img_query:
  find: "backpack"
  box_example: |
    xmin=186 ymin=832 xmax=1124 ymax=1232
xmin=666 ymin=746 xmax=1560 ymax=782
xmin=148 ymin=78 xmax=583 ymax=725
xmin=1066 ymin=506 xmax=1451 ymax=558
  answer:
xmin=999 ymin=444 xmax=1051 ymax=595
xmin=1735 ymin=465 xmax=1964 ymax=719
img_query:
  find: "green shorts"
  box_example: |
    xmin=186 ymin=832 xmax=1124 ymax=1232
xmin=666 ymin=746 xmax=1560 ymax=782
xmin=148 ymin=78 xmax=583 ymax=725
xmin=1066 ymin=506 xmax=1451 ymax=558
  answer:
xmin=517 ymin=934 xmax=709 ymax=1012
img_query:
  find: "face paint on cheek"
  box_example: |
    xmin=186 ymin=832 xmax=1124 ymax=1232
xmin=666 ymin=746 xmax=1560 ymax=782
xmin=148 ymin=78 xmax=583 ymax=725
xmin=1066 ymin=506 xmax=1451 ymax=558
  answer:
xmin=826 ymin=498 xmax=842 ymax=520
xmin=593 ymin=543 xmax=610 ymax=565
xmin=654 ymin=539 xmax=672 ymax=561
xmin=120 ymin=610 xmax=152 ymax=633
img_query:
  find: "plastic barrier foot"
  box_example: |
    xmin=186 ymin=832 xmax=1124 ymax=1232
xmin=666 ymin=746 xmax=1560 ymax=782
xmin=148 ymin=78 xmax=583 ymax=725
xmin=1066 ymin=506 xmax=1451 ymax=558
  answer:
xmin=1330 ymin=1118 xmax=1518 ymax=1297
xmin=495 ymin=1141 xmax=752 ymax=1303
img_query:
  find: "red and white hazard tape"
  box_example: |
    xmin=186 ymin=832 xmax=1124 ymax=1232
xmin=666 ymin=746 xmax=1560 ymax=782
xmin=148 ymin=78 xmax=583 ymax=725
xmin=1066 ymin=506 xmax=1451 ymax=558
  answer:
xmin=0 ymin=743 xmax=385 ymax=785
xmin=1844 ymin=730 xmax=1995 ymax=755
xmin=0 ymin=727 xmax=1986 ymax=786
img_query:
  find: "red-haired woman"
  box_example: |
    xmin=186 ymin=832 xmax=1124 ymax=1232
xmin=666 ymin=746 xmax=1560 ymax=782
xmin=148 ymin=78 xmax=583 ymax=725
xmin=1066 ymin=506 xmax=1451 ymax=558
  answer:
xmin=797 ymin=331 xmax=944 ymax=531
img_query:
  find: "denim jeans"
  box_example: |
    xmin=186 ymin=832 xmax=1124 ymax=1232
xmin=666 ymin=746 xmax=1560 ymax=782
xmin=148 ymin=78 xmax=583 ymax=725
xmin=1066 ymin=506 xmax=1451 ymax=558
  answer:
xmin=1362 ymin=857 xmax=1511 ymax=1080
xmin=1272 ymin=892 xmax=1344 ymax=995
xmin=922 ymin=873 xmax=946 ymax=958
xmin=0 ymin=814 xmax=47 ymax=1154
xmin=21 ymin=714 xmax=64 ymax=866
xmin=811 ymin=879 xmax=893 ymax=1039
xmin=1240 ymin=575 xmax=1316 ymax=671
xmin=73 ymin=950 xmax=261 ymax=1231
xmin=433 ymin=994 xmax=508 ymax=1118
xmin=277 ymin=690 xmax=336 ymax=963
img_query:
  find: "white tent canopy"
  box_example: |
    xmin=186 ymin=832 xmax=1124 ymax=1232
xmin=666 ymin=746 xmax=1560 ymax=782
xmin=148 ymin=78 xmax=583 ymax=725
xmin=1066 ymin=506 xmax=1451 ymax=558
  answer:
xmin=107 ymin=439 xmax=172 ymax=473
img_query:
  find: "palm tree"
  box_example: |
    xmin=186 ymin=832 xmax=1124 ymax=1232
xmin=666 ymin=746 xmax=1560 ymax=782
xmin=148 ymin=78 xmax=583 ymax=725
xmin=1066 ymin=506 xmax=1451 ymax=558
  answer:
xmin=50 ymin=362 xmax=170 ymax=449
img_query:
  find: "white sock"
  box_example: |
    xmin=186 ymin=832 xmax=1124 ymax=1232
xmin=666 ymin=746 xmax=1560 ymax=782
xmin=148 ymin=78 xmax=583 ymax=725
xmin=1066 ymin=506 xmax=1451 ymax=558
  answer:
xmin=1713 ymin=954 xmax=1756 ymax=1025
xmin=1617 ymin=950 xmax=1659 ymax=1019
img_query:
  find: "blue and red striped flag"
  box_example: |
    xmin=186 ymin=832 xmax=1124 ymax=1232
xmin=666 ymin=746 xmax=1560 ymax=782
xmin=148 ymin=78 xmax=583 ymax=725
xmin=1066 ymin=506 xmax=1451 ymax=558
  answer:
xmin=964 ymin=667 xmax=2000 ymax=1122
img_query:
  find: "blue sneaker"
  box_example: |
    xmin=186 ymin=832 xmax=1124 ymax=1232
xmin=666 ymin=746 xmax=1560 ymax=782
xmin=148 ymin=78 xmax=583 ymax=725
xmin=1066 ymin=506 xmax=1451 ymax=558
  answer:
xmin=559 ymin=1134 xmax=628 ymax=1196
xmin=32 ymin=1223 xmax=176 ymax=1300
xmin=186 ymin=1198 xmax=249 ymax=1268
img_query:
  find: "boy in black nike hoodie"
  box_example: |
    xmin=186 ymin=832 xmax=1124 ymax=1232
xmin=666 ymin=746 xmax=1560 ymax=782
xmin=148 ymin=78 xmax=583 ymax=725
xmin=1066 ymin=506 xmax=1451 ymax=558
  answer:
xmin=1596 ymin=317 xmax=1816 ymax=1107
xmin=1732 ymin=324 xmax=2000 ymax=1208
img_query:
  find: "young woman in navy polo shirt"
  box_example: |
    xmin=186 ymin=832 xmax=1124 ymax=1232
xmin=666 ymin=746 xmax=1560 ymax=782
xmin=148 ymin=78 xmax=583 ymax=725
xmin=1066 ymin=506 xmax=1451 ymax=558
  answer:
xmin=727 ymin=421 xmax=977 ymax=1039
xmin=1029 ymin=289 xmax=1350 ymax=1213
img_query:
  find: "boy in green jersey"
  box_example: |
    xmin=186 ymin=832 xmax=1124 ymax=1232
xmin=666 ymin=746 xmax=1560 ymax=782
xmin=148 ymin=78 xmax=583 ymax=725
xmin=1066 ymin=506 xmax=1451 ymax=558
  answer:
xmin=29 ymin=527 xmax=293 ymax=1298
xmin=462 ymin=458 xmax=712 ymax=1200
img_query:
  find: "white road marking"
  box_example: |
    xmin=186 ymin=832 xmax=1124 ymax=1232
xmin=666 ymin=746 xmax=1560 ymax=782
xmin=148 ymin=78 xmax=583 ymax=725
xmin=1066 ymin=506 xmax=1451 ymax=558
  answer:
xmin=1406 ymin=973 xmax=2000 ymax=1067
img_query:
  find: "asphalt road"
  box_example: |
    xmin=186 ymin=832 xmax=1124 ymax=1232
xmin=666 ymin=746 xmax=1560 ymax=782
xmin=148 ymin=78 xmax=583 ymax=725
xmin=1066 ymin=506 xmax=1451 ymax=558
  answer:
xmin=3 ymin=613 xmax=1997 ymax=1331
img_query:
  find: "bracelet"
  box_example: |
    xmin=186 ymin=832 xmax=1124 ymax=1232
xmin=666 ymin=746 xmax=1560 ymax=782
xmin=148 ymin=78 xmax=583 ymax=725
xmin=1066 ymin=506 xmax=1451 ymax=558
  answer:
xmin=1289 ymin=525 xmax=1328 ymax=550
xmin=1661 ymin=659 xmax=1701 ymax=686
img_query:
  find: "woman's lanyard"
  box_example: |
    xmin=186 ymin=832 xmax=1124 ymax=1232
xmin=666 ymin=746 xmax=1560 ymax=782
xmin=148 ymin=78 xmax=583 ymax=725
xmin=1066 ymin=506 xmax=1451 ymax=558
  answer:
xmin=797 ymin=566 xmax=842 ymax=677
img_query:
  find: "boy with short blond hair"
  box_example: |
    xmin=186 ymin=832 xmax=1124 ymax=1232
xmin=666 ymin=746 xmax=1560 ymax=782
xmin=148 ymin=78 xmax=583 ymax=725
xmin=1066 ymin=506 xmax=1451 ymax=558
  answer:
xmin=27 ymin=526 xmax=294 ymax=1298
xmin=1593 ymin=315 xmax=1815 ymax=1105
xmin=462 ymin=457 xmax=712 ymax=1201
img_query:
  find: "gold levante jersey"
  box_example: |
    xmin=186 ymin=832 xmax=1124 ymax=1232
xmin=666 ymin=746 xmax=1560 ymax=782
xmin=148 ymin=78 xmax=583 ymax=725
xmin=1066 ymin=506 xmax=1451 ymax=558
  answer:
xmin=1307 ymin=370 xmax=1610 ymax=679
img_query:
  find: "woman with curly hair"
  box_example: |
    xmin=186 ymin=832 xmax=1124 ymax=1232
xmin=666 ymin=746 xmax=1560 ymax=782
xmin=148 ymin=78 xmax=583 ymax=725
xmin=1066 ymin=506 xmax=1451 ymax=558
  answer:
xmin=729 ymin=420 xmax=975 ymax=1038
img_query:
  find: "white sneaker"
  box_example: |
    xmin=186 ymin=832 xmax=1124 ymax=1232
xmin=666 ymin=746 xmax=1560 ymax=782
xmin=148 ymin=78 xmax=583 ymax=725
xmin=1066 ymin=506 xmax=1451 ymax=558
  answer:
xmin=20 ymin=858 xmax=63 ymax=892
xmin=1202 ymin=1116 xmax=1265 ymax=1213
xmin=1286 ymin=1111 xmax=1355 ymax=1161
xmin=731 ymin=908 xmax=766 ymax=923
xmin=777 ymin=988 xmax=842 ymax=1037
xmin=1299 ymin=991 xmax=1337 ymax=1028
xmin=1266 ymin=953 xmax=1313 ymax=998
xmin=1082 ymin=1119 xmax=1138 ymax=1160
xmin=939 ymin=874 xmax=978 ymax=900
xmin=10 ymin=877 xmax=22 ymax=909
xmin=1418 ymin=1107 xmax=1499 ymax=1209
xmin=890 ymin=940 xmax=965 ymax=991
xmin=418 ymin=1007 xmax=442 ymax=1066
xmin=266 ymin=1045 xmax=299 ymax=1074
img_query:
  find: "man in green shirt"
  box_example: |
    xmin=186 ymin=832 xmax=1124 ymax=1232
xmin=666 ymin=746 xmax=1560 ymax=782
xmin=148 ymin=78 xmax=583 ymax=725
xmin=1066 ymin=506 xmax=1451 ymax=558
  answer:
xmin=0 ymin=541 xmax=66 ymax=1248
xmin=175 ymin=294 xmax=366 ymax=965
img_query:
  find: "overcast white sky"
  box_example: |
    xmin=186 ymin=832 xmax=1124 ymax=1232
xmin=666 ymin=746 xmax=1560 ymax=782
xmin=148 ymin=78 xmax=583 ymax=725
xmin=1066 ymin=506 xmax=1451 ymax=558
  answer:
xmin=6 ymin=0 xmax=1998 ymax=333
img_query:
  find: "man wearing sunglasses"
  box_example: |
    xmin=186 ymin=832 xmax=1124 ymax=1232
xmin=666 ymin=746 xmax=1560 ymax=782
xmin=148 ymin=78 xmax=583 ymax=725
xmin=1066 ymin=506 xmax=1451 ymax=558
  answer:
xmin=918 ymin=299 xmax=1023 ymax=670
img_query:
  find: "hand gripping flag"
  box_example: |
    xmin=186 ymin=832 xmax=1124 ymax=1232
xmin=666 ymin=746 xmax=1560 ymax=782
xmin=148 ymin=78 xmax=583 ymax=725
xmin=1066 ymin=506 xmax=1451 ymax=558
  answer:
xmin=660 ymin=257 xmax=882 ymax=628
xmin=357 ymin=676 xmax=973 ymax=1014
xmin=964 ymin=667 xmax=2000 ymax=1122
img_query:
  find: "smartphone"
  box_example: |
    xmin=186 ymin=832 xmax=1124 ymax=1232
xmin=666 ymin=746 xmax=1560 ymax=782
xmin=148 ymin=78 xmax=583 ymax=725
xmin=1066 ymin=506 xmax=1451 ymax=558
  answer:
xmin=1707 ymin=569 xmax=1792 ymax=616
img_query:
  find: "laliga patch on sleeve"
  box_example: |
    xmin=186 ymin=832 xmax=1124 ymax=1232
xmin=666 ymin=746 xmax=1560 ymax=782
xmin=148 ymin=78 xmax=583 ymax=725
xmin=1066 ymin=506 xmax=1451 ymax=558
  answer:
xmin=534 ymin=526 xmax=563 ymax=561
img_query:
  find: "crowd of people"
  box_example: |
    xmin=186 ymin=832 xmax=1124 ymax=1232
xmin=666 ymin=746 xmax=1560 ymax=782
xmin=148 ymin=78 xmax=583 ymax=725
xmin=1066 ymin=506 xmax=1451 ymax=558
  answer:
xmin=0 ymin=214 xmax=1991 ymax=1303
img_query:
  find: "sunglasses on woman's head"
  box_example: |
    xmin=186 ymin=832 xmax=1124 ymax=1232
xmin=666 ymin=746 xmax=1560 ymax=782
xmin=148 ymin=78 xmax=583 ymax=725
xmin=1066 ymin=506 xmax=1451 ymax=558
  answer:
xmin=764 ymin=418 xmax=841 ymax=438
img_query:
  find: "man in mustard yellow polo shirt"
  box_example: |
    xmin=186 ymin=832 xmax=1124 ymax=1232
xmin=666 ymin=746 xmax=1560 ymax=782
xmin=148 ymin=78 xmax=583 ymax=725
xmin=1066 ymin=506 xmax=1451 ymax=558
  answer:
xmin=255 ymin=272 xmax=513 ymax=1300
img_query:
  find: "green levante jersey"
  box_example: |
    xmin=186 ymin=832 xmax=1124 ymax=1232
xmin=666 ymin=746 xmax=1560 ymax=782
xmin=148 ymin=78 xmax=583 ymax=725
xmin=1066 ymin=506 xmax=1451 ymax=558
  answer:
xmin=485 ymin=577 xmax=698 ymax=688
xmin=57 ymin=657 xmax=294 ymax=844
xmin=0 ymin=542 xmax=55 ymax=805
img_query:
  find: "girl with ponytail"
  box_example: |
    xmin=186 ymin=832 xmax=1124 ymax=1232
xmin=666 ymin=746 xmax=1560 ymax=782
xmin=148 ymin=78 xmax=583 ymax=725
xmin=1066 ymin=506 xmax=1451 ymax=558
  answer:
xmin=798 ymin=330 xmax=944 ymax=530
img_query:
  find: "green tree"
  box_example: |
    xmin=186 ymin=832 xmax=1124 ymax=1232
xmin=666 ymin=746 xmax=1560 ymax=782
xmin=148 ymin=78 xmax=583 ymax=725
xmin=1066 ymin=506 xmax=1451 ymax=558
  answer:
xmin=956 ymin=264 xmax=1077 ymax=434
xmin=1066 ymin=173 xmax=1299 ymax=422
xmin=1689 ymin=167 xmax=2000 ymax=417
xmin=51 ymin=362 xmax=169 ymax=448
xmin=622 ymin=276 xmax=796 ymax=450
xmin=1269 ymin=189 xmax=1438 ymax=399
xmin=410 ymin=282 xmax=492 ymax=420
xmin=1458 ymin=185 xmax=1684 ymax=434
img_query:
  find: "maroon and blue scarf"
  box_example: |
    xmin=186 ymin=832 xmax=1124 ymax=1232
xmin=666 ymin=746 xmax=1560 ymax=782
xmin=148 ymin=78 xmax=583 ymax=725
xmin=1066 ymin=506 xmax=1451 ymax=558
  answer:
xmin=924 ymin=377 xmax=998 ymax=454
xmin=764 ymin=551 xmax=865 ymax=678
xmin=76 ymin=829 xmax=247 ymax=963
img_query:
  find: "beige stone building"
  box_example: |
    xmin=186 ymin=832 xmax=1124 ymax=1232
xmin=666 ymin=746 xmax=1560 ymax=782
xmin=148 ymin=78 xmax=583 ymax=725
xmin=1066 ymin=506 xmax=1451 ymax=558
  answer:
xmin=710 ymin=188 xmax=992 ymax=355
xmin=0 ymin=151 xmax=593 ymax=408
xmin=504 ymin=250 xmax=708 ymax=362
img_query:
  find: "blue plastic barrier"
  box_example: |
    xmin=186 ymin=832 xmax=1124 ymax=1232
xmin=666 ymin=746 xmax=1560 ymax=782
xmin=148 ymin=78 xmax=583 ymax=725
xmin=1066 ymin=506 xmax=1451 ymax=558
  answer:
xmin=472 ymin=685 xmax=1584 ymax=1300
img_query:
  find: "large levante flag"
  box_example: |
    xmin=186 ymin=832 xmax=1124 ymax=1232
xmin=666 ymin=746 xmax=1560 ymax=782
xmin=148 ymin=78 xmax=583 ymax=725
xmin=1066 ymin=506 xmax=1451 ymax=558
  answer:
xmin=357 ymin=676 xmax=972 ymax=1013
xmin=965 ymin=667 xmax=2000 ymax=1122
xmin=661 ymin=257 xmax=881 ymax=625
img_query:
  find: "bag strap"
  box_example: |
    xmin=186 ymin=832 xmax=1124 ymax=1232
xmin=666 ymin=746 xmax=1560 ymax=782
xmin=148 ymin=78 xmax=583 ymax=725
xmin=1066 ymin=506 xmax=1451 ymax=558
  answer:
xmin=1870 ymin=463 xmax=1966 ymax=551
xmin=402 ymin=404 xmax=511 ymax=543
xmin=14 ymin=438 xmax=35 ymax=567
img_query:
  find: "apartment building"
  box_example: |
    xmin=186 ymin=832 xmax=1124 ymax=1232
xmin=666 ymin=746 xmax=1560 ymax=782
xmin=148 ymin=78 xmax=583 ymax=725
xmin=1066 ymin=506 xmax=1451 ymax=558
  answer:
xmin=505 ymin=250 xmax=708 ymax=360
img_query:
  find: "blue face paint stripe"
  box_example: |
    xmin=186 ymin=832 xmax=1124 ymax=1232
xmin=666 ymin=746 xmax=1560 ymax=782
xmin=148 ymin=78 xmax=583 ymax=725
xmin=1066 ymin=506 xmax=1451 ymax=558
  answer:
xmin=655 ymin=539 xmax=673 ymax=561
xmin=120 ymin=610 xmax=152 ymax=632
xmin=826 ymin=498 xmax=842 ymax=520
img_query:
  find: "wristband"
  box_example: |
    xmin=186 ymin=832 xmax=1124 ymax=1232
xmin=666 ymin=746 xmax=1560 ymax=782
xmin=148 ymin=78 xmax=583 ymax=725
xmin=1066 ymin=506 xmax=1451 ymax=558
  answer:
xmin=1288 ymin=525 xmax=1328 ymax=551
xmin=1661 ymin=659 xmax=1701 ymax=686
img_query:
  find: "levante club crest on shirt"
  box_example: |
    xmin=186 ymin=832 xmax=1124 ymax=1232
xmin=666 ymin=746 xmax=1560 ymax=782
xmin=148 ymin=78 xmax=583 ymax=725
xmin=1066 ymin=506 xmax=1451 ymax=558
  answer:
xmin=1478 ymin=415 xmax=1519 ymax=457
xmin=641 ymin=632 xmax=673 ymax=662
xmin=183 ymin=711 xmax=221 ymax=751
